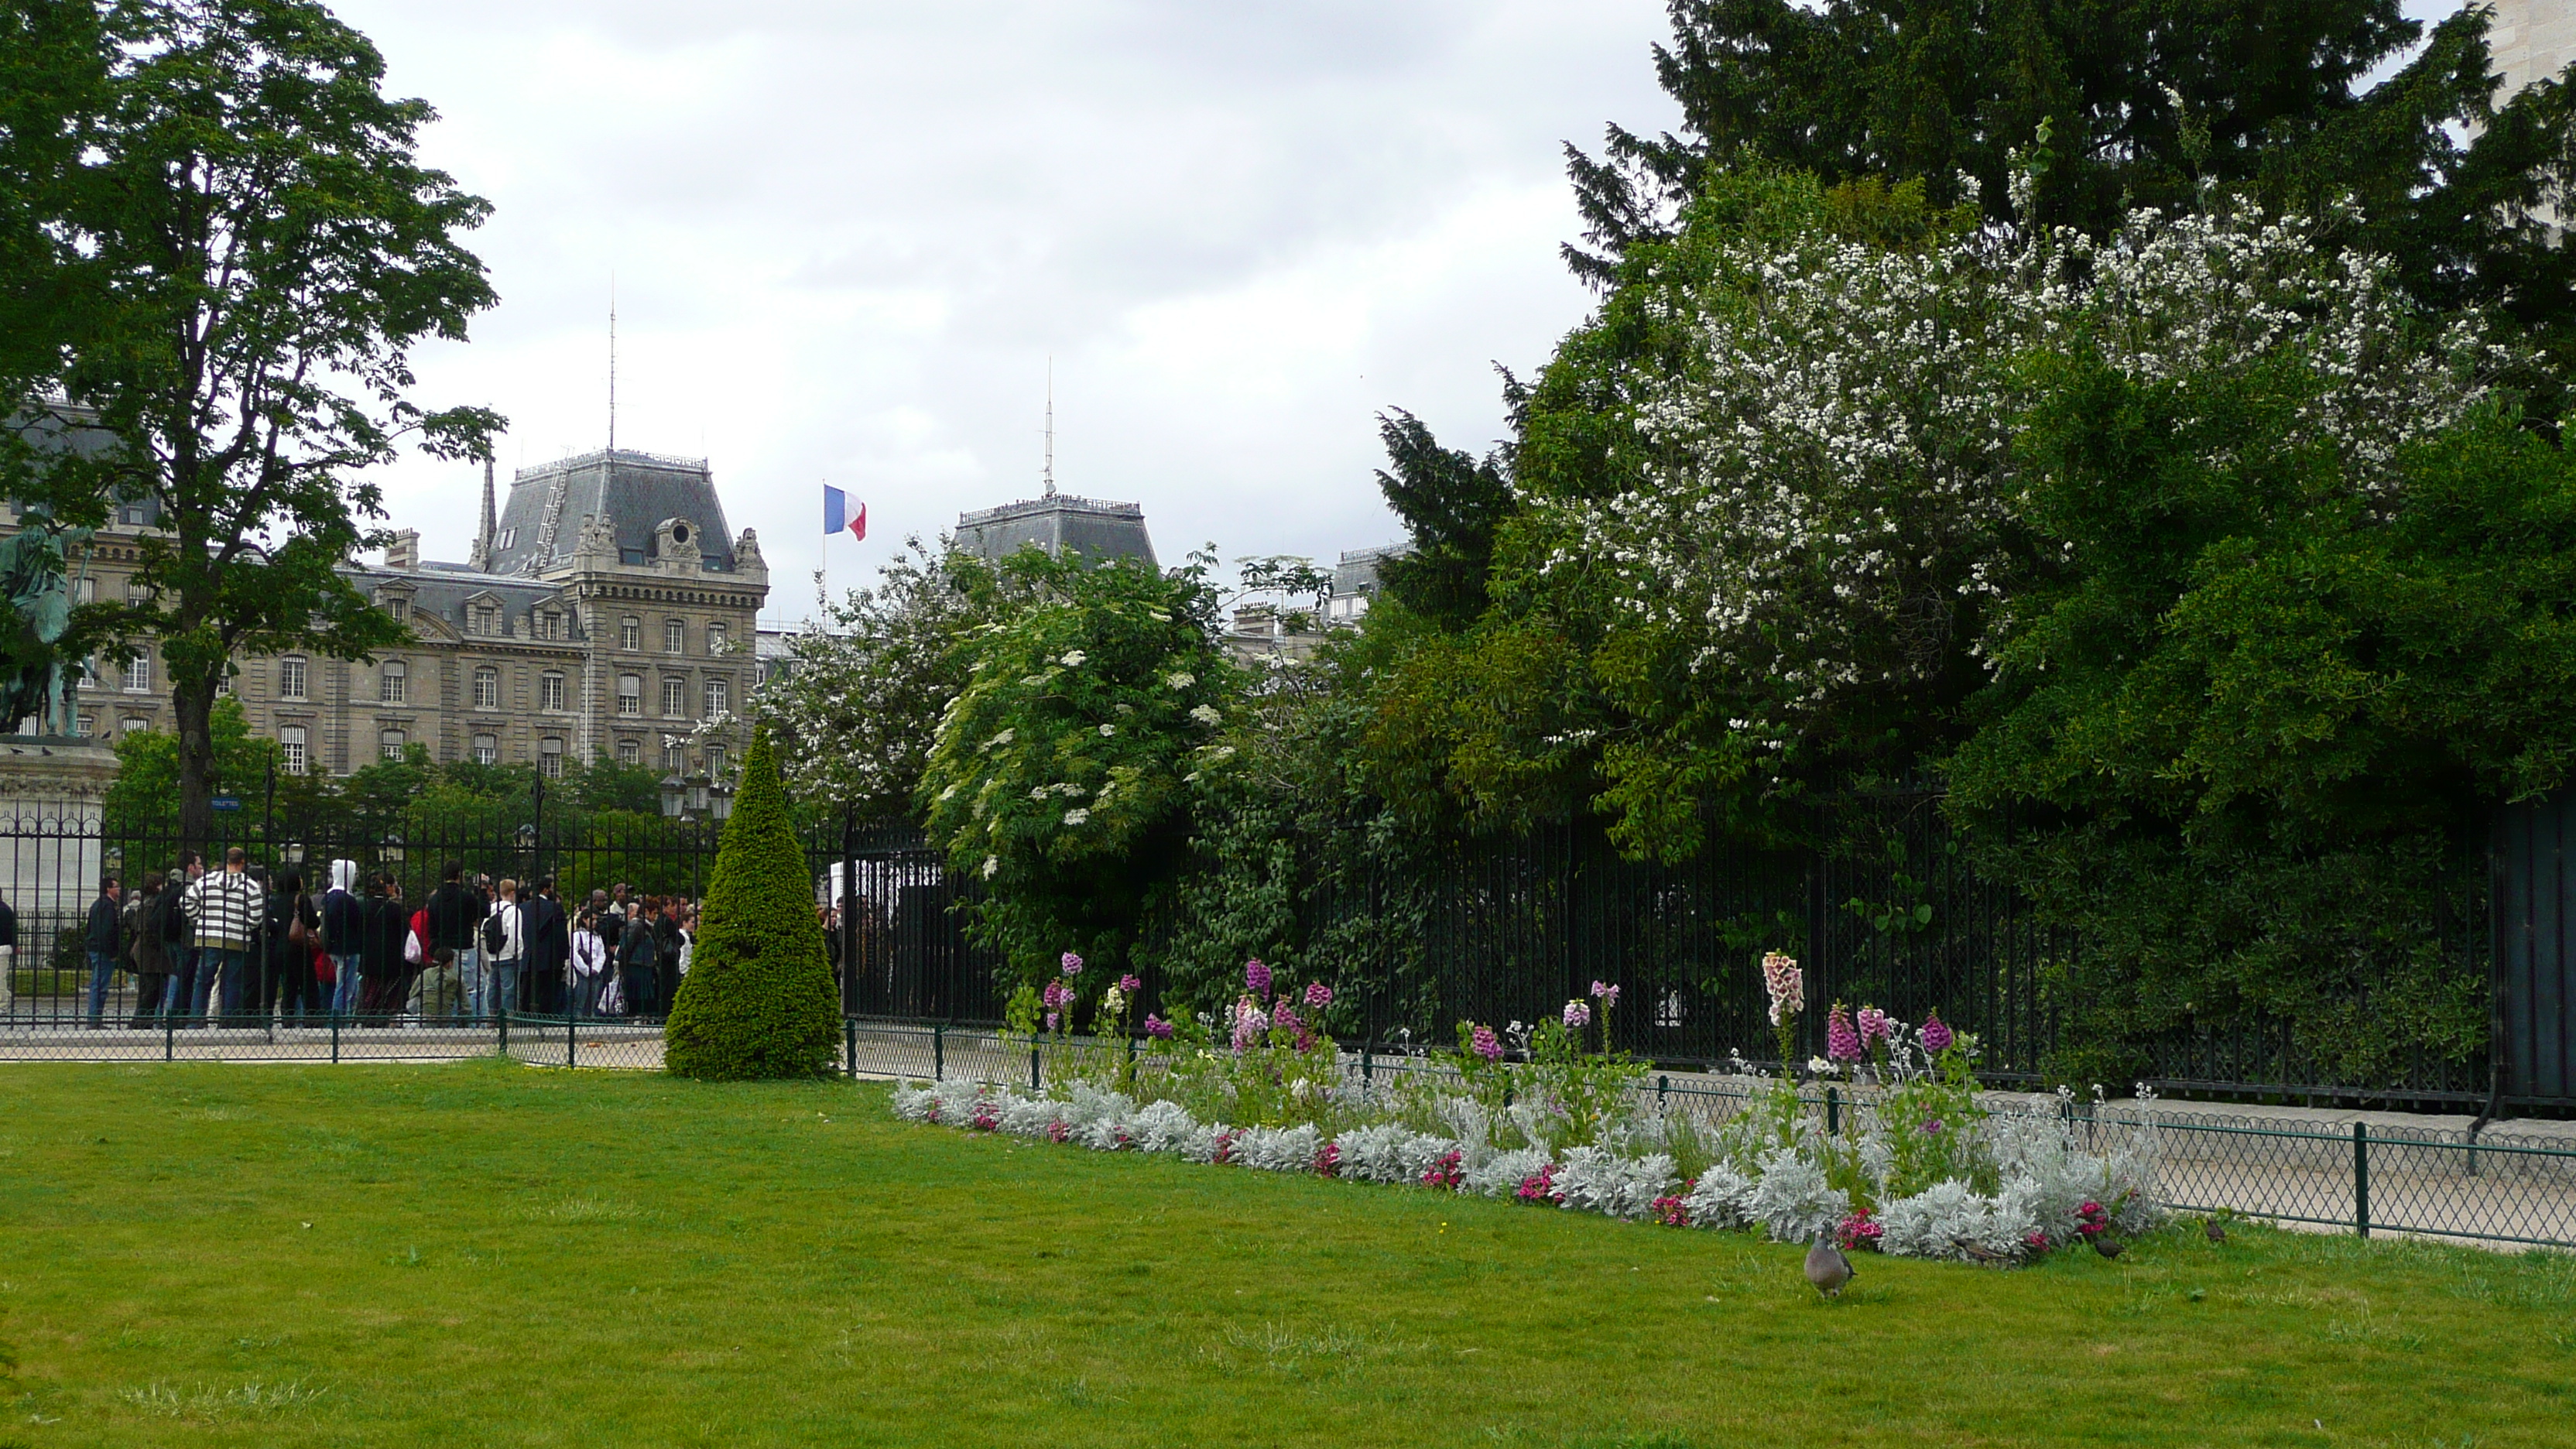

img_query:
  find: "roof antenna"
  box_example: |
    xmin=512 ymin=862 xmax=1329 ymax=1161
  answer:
xmin=1042 ymin=356 xmax=1055 ymax=498
xmin=606 ymin=274 xmax=618 ymax=462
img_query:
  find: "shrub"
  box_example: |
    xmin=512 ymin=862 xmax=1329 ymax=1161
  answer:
xmin=663 ymin=728 xmax=841 ymax=1080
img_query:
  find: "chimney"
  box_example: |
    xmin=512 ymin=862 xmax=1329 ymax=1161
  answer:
xmin=385 ymin=529 xmax=420 ymax=571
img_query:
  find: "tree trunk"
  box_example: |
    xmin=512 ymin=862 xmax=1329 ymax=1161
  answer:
xmin=173 ymin=677 xmax=214 ymax=848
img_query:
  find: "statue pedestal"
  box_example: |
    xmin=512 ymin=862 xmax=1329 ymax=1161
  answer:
xmin=0 ymin=736 xmax=120 ymax=1014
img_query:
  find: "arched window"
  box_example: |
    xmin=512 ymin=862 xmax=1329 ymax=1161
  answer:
xmin=473 ymin=666 xmax=500 ymax=710
xmin=663 ymin=618 xmax=685 ymax=653
xmin=279 ymin=656 xmax=308 ymax=701
xmin=471 ymin=732 xmax=498 ymax=766
xmin=621 ymin=616 xmax=642 ymax=650
xmin=539 ymin=737 xmax=564 ymax=778
xmin=120 ymin=716 xmax=149 ymax=736
xmin=539 ymin=672 xmax=565 ymax=711
xmin=661 ymin=676 xmax=687 ymax=718
xmin=279 ymin=725 xmax=307 ymax=775
xmin=707 ymin=622 xmax=728 ymax=653
xmin=379 ymin=728 xmax=406 ymax=761
xmin=379 ymin=659 xmax=406 ymax=704
xmin=616 ymin=674 xmax=642 ymax=717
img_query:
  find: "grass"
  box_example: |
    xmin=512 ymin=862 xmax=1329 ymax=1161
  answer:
xmin=0 ymin=1060 xmax=2570 ymax=1447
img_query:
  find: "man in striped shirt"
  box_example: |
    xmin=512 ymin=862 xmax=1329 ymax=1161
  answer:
xmin=183 ymin=848 xmax=265 ymax=1023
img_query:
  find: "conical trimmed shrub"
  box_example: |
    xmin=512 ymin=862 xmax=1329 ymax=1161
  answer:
xmin=665 ymin=727 xmax=841 ymax=1079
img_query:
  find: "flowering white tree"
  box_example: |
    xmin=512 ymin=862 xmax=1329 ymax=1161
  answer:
xmin=1537 ymin=172 xmax=2493 ymax=856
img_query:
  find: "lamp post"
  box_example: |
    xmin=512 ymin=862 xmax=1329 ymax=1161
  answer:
xmin=708 ymin=777 xmax=735 ymax=824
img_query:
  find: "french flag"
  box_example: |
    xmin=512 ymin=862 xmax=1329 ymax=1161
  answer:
xmin=823 ymin=485 xmax=865 ymax=542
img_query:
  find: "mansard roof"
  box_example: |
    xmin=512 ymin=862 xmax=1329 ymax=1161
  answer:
xmin=487 ymin=447 xmax=739 ymax=577
xmin=956 ymin=493 xmax=1156 ymax=568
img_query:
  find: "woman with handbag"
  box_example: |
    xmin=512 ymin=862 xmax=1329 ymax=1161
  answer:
xmin=266 ymin=871 xmax=323 ymax=1023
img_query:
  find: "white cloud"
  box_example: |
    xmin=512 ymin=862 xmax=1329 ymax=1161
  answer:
xmin=333 ymin=0 xmax=1677 ymax=624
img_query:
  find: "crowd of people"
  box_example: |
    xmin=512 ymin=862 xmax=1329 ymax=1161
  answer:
xmin=65 ymin=853 xmax=701 ymax=1029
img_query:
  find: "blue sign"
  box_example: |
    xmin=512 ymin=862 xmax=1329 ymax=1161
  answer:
xmin=210 ymin=796 xmax=242 ymax=812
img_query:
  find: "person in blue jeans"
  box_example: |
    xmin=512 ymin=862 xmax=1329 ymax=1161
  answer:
xmin=159 ymin=851 xmax=206 ymax=1025
xmin=84 ymin=875 xmax=123 ymax=1028
xmin=321 ymin=859 xmax=365 ymax=1017
xmin=183 ymin=848 xmax=264 ymax=1025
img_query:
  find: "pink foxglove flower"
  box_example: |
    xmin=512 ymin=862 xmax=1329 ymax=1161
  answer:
xmin=1245 ymin=958 xmax=1272 ymax=999
xmin=1591 ymin=980 xmax=1620 ymax=1007
xmin=1060 ymin=952 xmax=1083 ymax=977
xmin=1143 ymin=1013 xmax=1174 ymax=1040
xmin=1118 ymin=973 xmax=1142 ymax=993
xmin=1920 ymin=1010 xmax=1954 ymax=1053
xmin=1826 ymin=1003 xmax=1862 ymax=1063
xmin=1855 ymin=1005 xmax=1889 ymax=1044
xmin=1231 ymin=998 xmax=1269 ymax=1052
xmin=1564 ymin=999 xmax=1592 ymax=1029
xmin=1761 ymin=953 xmax=1803 ymax=1025
xmin=1304 ymin=981 xmax=1332 ymax=1009
xmin=1044 ymin=1012 xmax=1059 ymax=1032
xmin=1470 ymin=1024 xmax=1502 ymax=1062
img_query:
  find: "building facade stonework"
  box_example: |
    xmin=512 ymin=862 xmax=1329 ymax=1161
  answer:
xmin=2 ymin=447 xmax=766 ymax=779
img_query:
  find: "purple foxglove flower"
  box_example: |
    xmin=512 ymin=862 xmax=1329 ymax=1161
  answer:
xmin=1762 ymin=953 xmax=1803 ymax=1023
xmin=1304 ymin=981 xmax=1332 ymax=1009
xmin=1921 ymin=1010 xmax=1953 ymax=1053
xmin=1591 ymin=981 xmax=1620 ymax=1007
xmin=1245 ymin=958 xmax=1272 ymax=999
xmin=1827 ymin=1003 xmax=1862 ymax=1062
xmin=1044 ymin=1011 xmax=1059 ymax=1032
xmin=1060 ymin=951 xmax=1083 ymax=977
xmin=1118 ymin=973 xmax=1142 ymax=993
xmin=1563 ymin=999 xmax=1591 ymax=1029
xmin=1144 ymin=1014 xmax=1173 ymax=1040
xmin=1856 ymin=1005 xmax=1889 ymax=1043
xmin=1471 ymin=1024 xmax=1502 ymax=1062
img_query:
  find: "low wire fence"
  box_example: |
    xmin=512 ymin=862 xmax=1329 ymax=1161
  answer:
xmin=9 ymin=1013 xmax=2573 ymax=1252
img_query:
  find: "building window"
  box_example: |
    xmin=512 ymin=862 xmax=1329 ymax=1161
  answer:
xmin=123 ymin=654 xmax=149 ymax=692
xmin=279 ymin=656 xmax=308 ymax=701
xmin=621 ymin=616 xmax=642 ymax=650
xmin=539 ymin=737 xmax=564 ymax=778
xmin=379 ymin=659 xmax=406 ymax=704
xmin=379 ymin=728 xmax=406 ymax=761
xmin=616 ymin=674 xmax=642 ymax=717
xmin=538 ymin=611 xmax=561 ymax=641
xmin=214 ymin=669 xmax=231 ymax=697
xmin=77 ymin=655 xmax=96 ymax=689
xmin=472 ymin=605 xmax=495 ymax=635
xmin=615 ymin=737 xmax=641 ymax=766
xmin=663 ymin=738 xmax=685 ymax=771
xmin=74 ymin=712 xmax=93 ymax=736
xmin=387 ymin=596 xmax=408 ymax=623
xmin=280 ymin=725 xmax=307 ymax=775
xmin=706 ymin=743 xmax=728 ymax=776
xmin=707 ymin=622 xmax=728 ymax=653
xmin=661 ymin=676 xmax=687 ymax=718
xmin=704 ymin=677 xmax=728 ymax=718
xmin=473 ymin=666 xmax=499 ymax=710
xmin=120 ymin=716 xmax=148 ymax=736
xmin=540 ymin=672 xmax=565 ymax=711
xmin=126 ymin=580 xmax=152 ymax=604
xmin=75 ymin=577 xmax=95 ymax=605
xmin=496 ymin=527 xmax=516 ymax=550
xmin=471 ymin=732 xmax=498 ymax=766
xmin=664 ymin=618 xmax=685 ymax=653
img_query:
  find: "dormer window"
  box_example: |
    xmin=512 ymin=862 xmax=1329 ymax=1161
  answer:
xmin=472 ymin=605 xmax=495 ymax=635
xmin=386 ymin=596 xmax=408 ymax=622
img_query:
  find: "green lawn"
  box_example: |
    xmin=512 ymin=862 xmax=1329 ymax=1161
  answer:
xmin=0 ymin=1061 xmax=2568 ymax=1447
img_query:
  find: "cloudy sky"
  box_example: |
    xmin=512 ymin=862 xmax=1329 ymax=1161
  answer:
xmin=334 ymin=0 xmax=1680 ymax=629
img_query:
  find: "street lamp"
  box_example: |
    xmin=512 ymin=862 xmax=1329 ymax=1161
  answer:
xmin=686 ymin=772 xmax=711 ymax=817
xmin=381 ymin=832 xmax=405 ymax=865
xmin=708 ymin=777 xmax=735 ymax=824
xmin=516 ymin=821 xmax=537 ymax=851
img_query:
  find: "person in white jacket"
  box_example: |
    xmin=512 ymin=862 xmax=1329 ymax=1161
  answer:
xmin=485 ymin=879 xmax=526 ymax=1018
xmin=568 ymin=910 xmax=608 ymax=1018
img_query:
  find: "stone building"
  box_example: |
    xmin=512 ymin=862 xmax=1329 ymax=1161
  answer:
xmin=9 ymin=446 xmax=767 ymax=779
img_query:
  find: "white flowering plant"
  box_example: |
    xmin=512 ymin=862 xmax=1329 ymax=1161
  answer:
xmin=920 ymin=546 xmax=1243 ymax=992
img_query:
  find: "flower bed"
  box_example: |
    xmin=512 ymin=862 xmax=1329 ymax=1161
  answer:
xmin=892 ymin=959 xmax=2160 ymax=1266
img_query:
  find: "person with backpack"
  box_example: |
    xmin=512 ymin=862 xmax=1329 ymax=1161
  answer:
xmin=480 ymin=878 xmax=524 ymax=1017
xmin=321 ymin=861 xmax=364 ymax=1017
xmin=615 ymin=905 xmax=659 ymax=1019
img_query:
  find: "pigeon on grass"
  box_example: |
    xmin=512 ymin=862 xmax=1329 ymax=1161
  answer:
xmin=2204 ymin=1216 xmax=2227 ymax=1244
xmin=1805 ymin=1238 xmax=1855 ymax=1298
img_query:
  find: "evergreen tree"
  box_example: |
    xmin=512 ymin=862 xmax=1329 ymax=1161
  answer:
xmin=664 ymin=728 xmax=841 ymax=1081
xmin=1371 ymin=409 xmax=1515 ymax=632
